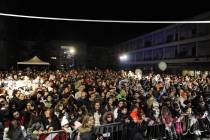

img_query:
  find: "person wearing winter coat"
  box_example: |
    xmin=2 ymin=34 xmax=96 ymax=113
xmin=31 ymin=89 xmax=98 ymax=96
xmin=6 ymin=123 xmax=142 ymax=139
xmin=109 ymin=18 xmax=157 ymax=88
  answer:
xmin=41 ymin=108 xmax=61 ymax=131
xmin=61 ymin=116 xmax=73 ymax=139
xmin=76 ymin=114 xmax=95 ymax=140
xmin=3 ymin=119 xmax=27 ymax=140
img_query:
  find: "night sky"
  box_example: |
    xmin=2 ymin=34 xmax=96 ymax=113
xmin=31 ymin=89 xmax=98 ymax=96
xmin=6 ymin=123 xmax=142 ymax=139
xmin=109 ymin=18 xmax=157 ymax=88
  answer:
xmin=1 ymin=1 xmax=210 ymax=46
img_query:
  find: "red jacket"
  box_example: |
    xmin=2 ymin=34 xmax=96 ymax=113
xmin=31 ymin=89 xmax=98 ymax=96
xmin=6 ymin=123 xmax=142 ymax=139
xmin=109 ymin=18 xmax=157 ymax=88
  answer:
xmin=130 ymin=110 xmax=143 ymax=123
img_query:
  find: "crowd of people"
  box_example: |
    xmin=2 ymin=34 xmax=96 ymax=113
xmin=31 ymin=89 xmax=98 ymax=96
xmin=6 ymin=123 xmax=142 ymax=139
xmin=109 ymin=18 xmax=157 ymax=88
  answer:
xmin=0 ymin=68 xmax=210 ymax=140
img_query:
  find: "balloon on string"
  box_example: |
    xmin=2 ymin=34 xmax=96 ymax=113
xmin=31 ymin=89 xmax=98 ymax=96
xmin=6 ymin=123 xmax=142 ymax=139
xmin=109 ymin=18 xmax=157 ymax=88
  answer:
xmin=135 ymin=69 xmax=142 ymax=75
xmin=158 ymin=61 xmax=167 ymax=71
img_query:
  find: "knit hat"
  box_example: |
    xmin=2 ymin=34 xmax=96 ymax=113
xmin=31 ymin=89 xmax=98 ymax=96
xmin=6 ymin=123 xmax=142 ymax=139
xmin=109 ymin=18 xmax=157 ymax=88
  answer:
xmin=61 ymin=116 xmax=69 ymax=127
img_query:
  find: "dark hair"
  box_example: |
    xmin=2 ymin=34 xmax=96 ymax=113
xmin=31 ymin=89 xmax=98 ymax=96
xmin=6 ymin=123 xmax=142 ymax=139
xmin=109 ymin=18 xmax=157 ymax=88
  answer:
xmin=0 ymin=95 xmax=6 ymax=100
xmin=8 ymin=119 xmax=21 ymax=139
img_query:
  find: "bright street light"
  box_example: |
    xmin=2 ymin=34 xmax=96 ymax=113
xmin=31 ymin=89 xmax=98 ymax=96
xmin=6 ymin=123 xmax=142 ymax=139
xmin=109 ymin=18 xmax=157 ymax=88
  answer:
xmin=69 ymin=47 xmax=76 ymax=55
xmin=119 ymin=54 xmax=128 ymax=61
xmin=50 ymin=57 xmax=57 ymax=60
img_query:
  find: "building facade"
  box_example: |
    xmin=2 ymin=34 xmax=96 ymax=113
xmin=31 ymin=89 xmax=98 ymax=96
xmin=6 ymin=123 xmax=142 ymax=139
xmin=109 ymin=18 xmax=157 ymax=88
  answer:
xmin=116 ymin=12 xmax=210 ymax=75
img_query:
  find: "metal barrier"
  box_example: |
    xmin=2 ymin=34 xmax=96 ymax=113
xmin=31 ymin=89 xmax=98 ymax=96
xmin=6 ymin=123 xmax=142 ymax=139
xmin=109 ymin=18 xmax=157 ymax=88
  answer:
xmin=94 ymin=122 xmax=124 ymax=140
xmin=89 ymin=117 xmax=210 ymax=140
xmin=1 ymin=117 xmax=210 ymax=140
xmin=70 ymin=122 xmax=124 ymax=140
xmin=38 ymin=130 xmax=69 ymax=140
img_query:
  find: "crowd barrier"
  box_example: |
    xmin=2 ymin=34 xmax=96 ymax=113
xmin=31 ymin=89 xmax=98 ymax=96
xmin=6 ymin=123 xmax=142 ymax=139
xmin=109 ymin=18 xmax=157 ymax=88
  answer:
xmin=24 ymin=130 xmax=69 ymax=140
xmin=0 ymin=116 xmax=210 ymax=140
xmin=94 ymin=122 xmax=124 ymax=140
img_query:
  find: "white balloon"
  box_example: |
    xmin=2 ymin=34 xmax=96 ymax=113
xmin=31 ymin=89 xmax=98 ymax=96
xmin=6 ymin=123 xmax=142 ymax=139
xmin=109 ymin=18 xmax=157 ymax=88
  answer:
xmin=158 ymin=61 xmax=167 ymax=71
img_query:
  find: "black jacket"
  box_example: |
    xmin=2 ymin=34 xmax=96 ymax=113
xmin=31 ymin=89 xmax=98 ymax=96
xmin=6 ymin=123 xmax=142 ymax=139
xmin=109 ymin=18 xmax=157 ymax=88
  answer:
xmin=41 ymin=116 xmax=61 ymax=130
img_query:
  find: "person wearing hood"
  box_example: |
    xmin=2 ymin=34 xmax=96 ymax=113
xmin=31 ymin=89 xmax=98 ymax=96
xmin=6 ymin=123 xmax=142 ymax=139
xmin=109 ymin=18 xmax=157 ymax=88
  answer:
xmin=102 ymin=112 xmax=114 ymax=124
xmin=61 ymin=116 xmax=73 ymax=139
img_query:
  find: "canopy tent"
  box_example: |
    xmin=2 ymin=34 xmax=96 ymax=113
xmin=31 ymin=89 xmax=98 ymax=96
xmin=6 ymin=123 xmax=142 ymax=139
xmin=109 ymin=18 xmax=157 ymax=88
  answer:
xmin=17 ymin=56 xmax=50 ymax=65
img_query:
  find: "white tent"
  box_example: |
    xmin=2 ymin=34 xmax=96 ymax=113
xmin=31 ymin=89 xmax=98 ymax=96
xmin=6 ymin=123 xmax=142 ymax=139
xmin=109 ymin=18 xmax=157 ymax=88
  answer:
xmin=17 ymin=56 xmax=50 ymax=65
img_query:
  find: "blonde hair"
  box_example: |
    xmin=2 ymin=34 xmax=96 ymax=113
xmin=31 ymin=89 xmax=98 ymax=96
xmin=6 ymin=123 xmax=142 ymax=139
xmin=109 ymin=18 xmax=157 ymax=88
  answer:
xmin=81 ymin=113 xmax=95 ymax=128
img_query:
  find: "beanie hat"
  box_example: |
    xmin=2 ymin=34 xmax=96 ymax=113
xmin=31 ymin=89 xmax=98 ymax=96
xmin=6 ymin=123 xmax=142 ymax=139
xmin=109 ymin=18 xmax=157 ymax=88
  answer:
xmin=61 ymin=116 xmax=69 ymax=127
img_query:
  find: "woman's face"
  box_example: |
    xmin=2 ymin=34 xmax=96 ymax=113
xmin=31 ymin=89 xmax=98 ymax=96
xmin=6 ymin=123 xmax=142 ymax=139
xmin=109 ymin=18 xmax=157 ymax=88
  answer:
xmin=95 ymin=103 xmax=100 ymax=110
xmin=87 ymin=117 xmax=95 ymax=127
xmin=26 ymin=103 xmax=33 ymax=110
xmin=13 ymin=111 xmax=20 ymax=119
xmin=107 ymin=116 xmax=112 ymax=122
xmin=16 ymin=91 xmax=21 ymax=98
xmin=108 ymin=98 xmax=113 ymax=105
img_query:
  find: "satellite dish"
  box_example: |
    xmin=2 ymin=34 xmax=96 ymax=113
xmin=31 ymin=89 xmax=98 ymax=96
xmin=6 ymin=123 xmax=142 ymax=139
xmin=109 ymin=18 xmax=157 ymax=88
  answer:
xmin=158 ymin=61 xmax=167 ymax=71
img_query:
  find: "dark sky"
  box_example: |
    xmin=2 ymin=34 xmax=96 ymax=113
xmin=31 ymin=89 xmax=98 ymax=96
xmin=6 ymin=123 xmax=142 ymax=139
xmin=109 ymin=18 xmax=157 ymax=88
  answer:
xmin=1 ymin=1 xmax=210 ymax=46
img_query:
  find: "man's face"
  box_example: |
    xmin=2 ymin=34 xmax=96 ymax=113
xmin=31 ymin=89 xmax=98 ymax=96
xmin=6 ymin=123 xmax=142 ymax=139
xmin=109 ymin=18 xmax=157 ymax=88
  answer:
xmin=81 ymin=92 xmax=87 ymax=99
xmin=19 ymin=94 xmax=25 ymax=100
xmin=64 ymin=88 xmax=69 ymax=93
xmin=90 ymin=93 xmax=96 ymax=100
xmin=0 ymin=98 xmax=6 ymax=106
xmin=0 ymin=97 xmax=8 ymax=110
xmin=122 ymin=108 xmax=127 ymax=114
xmin=119 ymin=101 xmax=124 ymax=108
xmin=166 ymin=101 xmax=171 ymax=107
xmin=47 ymin=96 xmax=52 ymax=102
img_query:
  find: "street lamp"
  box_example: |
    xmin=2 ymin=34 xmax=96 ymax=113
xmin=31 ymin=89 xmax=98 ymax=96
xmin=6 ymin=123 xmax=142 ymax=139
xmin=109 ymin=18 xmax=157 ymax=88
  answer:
xmin=69 ymin=47 xmax=76 ymax=55
xmin=119 ymin=54 xmax=128 ymax=61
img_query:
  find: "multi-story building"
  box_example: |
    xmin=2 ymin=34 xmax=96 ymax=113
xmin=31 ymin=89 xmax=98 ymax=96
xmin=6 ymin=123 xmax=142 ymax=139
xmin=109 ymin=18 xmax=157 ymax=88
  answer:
xmin=116 ymin=12 xmax=210 ymax=75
